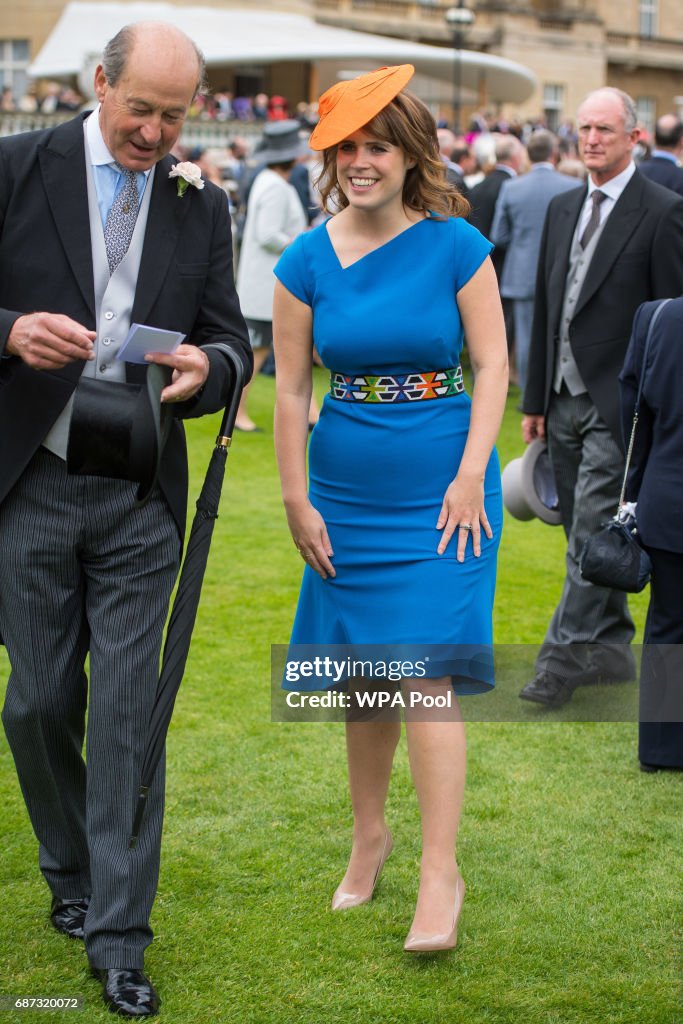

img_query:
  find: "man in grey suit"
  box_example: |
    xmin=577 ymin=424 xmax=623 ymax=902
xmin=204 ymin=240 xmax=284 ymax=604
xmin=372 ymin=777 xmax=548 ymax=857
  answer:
xmin=0 ymin=22 xmax=251 ymax=1016
xmin=520 ymin=88 xmax=683 ymax=709
xmin=490 ymin=130 xmax=577 ymax=394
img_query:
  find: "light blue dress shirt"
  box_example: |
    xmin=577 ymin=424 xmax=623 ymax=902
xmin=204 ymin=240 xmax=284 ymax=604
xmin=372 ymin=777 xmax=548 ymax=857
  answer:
xmin=85 ymin=109 xmax=149 ymax=227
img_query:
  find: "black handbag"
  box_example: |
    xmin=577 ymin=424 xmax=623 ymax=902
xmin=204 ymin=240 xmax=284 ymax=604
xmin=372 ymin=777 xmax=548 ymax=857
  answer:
xmin=579 ymin=299 xmax=671 ymax=593
xmin=579 ymin=508 xmax=651 ymax=593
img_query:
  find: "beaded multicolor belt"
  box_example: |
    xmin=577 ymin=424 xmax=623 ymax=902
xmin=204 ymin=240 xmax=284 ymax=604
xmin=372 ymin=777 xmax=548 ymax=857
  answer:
xmin=330 ymin=366 xmax=464 ymax=404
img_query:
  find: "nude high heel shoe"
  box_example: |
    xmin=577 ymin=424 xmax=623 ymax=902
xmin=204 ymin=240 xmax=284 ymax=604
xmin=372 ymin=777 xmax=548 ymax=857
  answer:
xmin=403 ymin=872 xmax=465 ymax=952
xmin=331 ymin=829 xmax=394 ymax=911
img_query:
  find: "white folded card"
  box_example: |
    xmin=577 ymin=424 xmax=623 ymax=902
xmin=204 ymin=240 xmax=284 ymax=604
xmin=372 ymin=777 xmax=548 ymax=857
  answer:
xmin=115 ymin=323 xmax=185 ymax=364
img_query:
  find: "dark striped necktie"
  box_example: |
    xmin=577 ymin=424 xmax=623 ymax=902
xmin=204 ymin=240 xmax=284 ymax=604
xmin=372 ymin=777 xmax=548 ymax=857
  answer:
xmin=579 ymin=189 xmax=607 ymax=250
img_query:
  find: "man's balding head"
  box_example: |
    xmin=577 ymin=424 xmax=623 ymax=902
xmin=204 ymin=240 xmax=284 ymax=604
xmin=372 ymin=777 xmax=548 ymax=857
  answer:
xmin=102 ymin=22 xmax=205 ymax=96
xmin=95 ymin=22 xmax=205 ymax=171
xmin=654 ymin=114 xmax=683 ymax=152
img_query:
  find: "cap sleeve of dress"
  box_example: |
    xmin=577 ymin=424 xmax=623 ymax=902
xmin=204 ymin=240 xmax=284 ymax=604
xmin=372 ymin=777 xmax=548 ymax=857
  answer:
xmin=274 ymin=233 xmax=313 ymax=306
xmin=451 ymin=217 xmax=494 ymax=292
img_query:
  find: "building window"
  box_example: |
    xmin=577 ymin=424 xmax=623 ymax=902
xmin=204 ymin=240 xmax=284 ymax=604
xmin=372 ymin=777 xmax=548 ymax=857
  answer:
xmin=0 ymin=40 xmax=30 ymax=101
xmin=636 ymin=96 xmax=655 ymax=134
xmin=639 ymin=0 xmax=657 ymax=38
xmin=543 ymin=83 xmax=564 ymax=132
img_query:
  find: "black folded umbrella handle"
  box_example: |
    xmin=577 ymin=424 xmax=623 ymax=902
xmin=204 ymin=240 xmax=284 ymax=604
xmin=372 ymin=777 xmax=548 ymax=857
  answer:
xmin=208 ymin=344 xmax=247 ymax=447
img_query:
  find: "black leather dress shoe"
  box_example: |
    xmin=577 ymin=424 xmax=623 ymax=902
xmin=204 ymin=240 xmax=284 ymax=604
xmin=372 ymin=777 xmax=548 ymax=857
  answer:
xmin=93 ymin=969 xmax=160 ymax=1018
xmin=519 ymin=673 xmax=576 ymax=708
xmin=50 ymin=896 xmax=90 ymax=940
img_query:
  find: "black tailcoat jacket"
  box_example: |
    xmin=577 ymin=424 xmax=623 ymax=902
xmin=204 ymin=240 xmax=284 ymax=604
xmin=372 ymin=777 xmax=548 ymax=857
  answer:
xmin=523 ymin=170 xmax=683 ymax=446
xmin=0 ymin=114 xmax=252 ymax=538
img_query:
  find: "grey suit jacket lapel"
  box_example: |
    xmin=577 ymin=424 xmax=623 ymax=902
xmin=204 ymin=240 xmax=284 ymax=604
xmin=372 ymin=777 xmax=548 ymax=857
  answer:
xmin=38 ymin=114 xmax=96 ymax=323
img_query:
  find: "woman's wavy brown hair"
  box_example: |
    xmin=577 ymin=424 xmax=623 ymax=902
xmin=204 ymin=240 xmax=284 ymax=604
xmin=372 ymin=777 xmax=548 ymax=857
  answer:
xmin=315 ymin=89 xmax=469 ymax=220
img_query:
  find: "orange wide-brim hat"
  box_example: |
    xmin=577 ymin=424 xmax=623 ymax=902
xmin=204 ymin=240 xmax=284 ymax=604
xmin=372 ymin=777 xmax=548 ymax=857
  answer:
xmin=309 ymin=64 xmax=415 ymax=151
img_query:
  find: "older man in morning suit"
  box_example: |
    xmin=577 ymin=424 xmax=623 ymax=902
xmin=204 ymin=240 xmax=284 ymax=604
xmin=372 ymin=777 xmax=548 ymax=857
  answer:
xmin=490 ymin=129 xmax=577 ymax=395
xmin=519 ymin=88 xmax=683 ymax=709
xmin=0 ymin=23 xmax=251 ymax=1017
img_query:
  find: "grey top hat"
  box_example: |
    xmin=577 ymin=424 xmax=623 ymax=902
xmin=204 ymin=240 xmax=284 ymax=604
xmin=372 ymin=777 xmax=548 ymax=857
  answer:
xmin=254 ymin=119 xmax=309 ymax=165
xmin=501 ymin=438 xmax=562 ymax=526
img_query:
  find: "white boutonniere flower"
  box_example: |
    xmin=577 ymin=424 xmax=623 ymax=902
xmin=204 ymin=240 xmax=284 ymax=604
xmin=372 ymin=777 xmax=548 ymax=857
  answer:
xmin=169 ymin=161 xmax=205 ymax=198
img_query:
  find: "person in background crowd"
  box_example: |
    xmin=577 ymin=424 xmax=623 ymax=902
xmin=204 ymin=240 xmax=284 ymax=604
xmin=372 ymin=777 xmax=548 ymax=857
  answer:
xmin=187 ymin=146 xmax=223 ymax=187
xmin=469 ymin=134 xmax=525 ymax=374
xmin=451 ymin=141 xmax=477 ymax=180
xmin=235 ymin=121 xmax=308 ymax=432
xmin=464 ymin=134 xmax=492 ymax=188
xmin=637 ymin=115 xmax=683 ymax=196
xmin=619 ymin=296 xmax=683 ymax=774
xmin=268 ymin=95 xmax=289 ymax=121
xmin=213 ymin=89 xmax=234 ymax=121
xmin=231 ymin=95 xmax=253 ymax=121
xmin=468 ymin=134 xmax=525 ymax=246
xmin=490 ymin=130 xmax=578 ymax=395
xmin=520 ymin=87 xmax=683 ymax=709
xmin=16 ymin=85 xmax=39 ymax=113
xmin=289 ymin=150 xmax=320 ymax=225
xmin=1 ymin=86 xmax=15 ymax=112
xmin=253 ymin=92 xmax=269 ymax=120
xmin=226 ymin=136 xmax=249 ymax=179
xmin=556 ymin=157 xmax=587 ymax=180
xmin=436 ymin=127 xmax=470 ymax=198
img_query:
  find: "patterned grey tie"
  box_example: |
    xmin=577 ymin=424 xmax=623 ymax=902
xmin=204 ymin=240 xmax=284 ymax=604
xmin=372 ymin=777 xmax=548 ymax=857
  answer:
xmin=103 ymin=164 xmax=140 ymax=274
xmin=579 ymin=189 xmax=607 ymax=250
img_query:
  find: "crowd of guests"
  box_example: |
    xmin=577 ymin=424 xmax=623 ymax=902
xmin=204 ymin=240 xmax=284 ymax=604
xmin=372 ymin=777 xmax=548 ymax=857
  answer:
xmin=0 ymin=81 xmax=84 ymax=114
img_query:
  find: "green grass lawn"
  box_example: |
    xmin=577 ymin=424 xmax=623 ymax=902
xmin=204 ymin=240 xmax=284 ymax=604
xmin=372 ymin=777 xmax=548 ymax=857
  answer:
xmin=0 ymin=372 xmax=680 ymax=1024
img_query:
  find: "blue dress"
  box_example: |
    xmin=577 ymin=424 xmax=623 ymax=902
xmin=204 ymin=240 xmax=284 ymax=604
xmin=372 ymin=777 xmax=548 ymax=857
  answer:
xmin=275 ymin=216 xmax=502 ymax=694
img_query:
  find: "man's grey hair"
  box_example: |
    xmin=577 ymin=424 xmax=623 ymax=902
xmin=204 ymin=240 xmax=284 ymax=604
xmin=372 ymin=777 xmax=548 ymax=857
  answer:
xmin=495 ymin=134 xmax=523 ymax=163
xmin=102 ymin=23 xmax=207 ymax=95
xmin=578 ymin=87 xmax=638 ymax=133
xmin=526 ymin=129 xmax=558 ymax=164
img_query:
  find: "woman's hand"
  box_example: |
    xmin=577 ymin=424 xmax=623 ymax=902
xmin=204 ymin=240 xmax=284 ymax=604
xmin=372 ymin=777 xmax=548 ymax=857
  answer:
xmin=436 ymin=471 xmax=492 ymax=562
xmin=286 ymin=500 xmax=336 ymax=580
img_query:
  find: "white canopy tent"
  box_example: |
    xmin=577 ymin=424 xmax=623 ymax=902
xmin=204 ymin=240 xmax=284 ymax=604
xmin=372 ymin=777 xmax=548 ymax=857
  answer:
xmin=29 ymin=2 xmax=536 ymax=106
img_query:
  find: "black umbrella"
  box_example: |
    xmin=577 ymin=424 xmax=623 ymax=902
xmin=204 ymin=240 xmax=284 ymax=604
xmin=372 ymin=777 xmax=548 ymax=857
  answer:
xmin=129 ymin=347 xmax=245 ymax=847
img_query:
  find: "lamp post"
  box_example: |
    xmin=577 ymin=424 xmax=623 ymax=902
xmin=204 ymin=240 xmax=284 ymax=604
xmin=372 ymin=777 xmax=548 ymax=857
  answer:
xmin=445 ymin=3 xmax=475 ymax=135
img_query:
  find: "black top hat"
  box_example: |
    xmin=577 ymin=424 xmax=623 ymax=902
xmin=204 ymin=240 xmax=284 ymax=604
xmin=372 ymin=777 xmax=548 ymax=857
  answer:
xmin=66 ymin=363 xmax=172 ymax=505
xmin=255 ymin=119 xmax=309 ymax=165
xmin=501 ymin=438 xmax=562 ymax=526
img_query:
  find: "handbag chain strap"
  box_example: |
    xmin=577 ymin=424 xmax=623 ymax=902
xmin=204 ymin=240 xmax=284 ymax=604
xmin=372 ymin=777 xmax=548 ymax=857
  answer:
xmin=618 ymin=298 xmax=672 ymax=507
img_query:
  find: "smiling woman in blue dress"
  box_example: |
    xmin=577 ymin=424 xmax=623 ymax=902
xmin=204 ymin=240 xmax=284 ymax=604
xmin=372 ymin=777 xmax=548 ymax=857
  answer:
xmin=272 ymin=66 xmax=508 ymax=952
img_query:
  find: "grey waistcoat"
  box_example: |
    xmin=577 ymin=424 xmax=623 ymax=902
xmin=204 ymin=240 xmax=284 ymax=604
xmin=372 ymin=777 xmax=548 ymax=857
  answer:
xmin=43 ymin=139 xmax=156 ymax=458
xmin=552 ymin=209 xmax=608 ymax=396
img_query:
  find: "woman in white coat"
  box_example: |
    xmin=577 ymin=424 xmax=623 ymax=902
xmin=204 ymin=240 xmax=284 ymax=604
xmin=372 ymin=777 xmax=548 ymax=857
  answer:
xmin=236 ymin=121 xmax=308 ymax=432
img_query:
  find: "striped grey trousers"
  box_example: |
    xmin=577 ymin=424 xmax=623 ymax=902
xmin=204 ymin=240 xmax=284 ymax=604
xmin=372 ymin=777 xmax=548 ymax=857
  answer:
xmin=0 ymin=448 xmax=180 ymax=968
xmin=534 ymin=388 xmax=636 ymax=681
